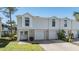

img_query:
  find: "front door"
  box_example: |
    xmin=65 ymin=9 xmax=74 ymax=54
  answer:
xmin=20 ymin=31 xmax=28 ymax=41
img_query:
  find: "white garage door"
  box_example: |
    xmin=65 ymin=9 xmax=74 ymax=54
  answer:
xmin=49 ymin=30 xmax=57 ymax=39
xmin=35 ymin=30 xmax=44 ymax=40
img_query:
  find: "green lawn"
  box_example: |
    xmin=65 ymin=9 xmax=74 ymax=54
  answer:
xmin=0 ymin=39 xmax=44 ymax=51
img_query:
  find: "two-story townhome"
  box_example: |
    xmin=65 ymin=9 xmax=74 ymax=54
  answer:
xmin=16 ymin=13 xmax=79 ymax=41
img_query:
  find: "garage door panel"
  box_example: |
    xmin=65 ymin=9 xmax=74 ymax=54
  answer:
xmin=49 ymin=30 xmax=57 ymax=39
xmin=35 ymin=30 xmax=44 ymax=40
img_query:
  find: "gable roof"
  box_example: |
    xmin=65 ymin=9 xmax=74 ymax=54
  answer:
xmin=23 ymin=12 xmax=33 ymax=17
xmin=16 ymin=12 xmax=73 ymax=21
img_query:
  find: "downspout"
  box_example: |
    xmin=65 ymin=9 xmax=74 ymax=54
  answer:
xmin=59 ymin=18 xmax=61 ymax=31
xmin=48 ymin=18 xmax=49 ymax=40
xmin=71 ymin=19 xmax=72 ymax=33
xmin=71 ymin=19 xmax=73 ymax=38
xmin=58 ymin=18 xmax=61 ymax=39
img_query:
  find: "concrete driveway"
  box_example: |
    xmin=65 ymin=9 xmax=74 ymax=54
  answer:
xmin=39 ymin=40 xmax=79 ymax=51
xmin=72 ymin=38 xmax=79 ymax=46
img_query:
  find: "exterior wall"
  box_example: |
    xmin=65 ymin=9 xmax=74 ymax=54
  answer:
xmin=32 ymin=17 xmax=48 ymax=29
xmin=17 ymin=14 xmax=32 ymax=30
xmin=17 ymin=13 xmax=79 ymax=30
xmin=60 ymin=19 xmax=71 ymax=30
xmin=17 ymin=16 xmax=22 ymax=28
xmin=49 ymin=18 xmax=60 ymax=30
xmin=72 ymin=30 xmax=78 ymax=38
xmin=22 ymin=14 xmax=32 ymax=28
xmin=72 ymin=21 xmax=79 ymax=30
xmin=29 ymin=29 xmax=35 ymax=38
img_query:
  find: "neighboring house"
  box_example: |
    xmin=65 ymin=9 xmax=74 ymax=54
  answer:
xmin=16 ymin=13 xmax=79 ymax=41
xmin=1 ymin=24 xmax=10 ymax=36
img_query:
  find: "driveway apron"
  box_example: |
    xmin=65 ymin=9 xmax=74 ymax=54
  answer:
xmin=40 ymin=40 xmax=79 ymax=51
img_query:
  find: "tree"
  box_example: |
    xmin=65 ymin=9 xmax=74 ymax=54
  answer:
xmin=6 ymin=20 xmax=17 ymax=34
xmin=0 ymin=7 xmax=18 ymax=36
xmin=73 ymin=11 xmax=79 ymax=21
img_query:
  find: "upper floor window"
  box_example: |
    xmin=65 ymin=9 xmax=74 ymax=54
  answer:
xmin=64 ymin=20 xmax=67 ymax=27
xmin=25 ymin=17 xmax=30 ymax=26
xmin=52 ymin=19 xmax=55 ymax=27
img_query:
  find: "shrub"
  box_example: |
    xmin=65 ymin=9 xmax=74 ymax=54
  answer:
xmin=0 ymin=37 xmax=11 ymax=41
xmin=66 ymin=32 xmax=73 ymax=42
xmin=57 ymin=30 xmax=73 ymax=42
xmin=57 ymin=30 xmax=66 ymax=41
xmin=10 ymin=35 xmax=17 ymax=41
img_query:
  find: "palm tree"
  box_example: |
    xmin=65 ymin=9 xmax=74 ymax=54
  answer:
xmin=0 ymin=7 xmax=18 ymax=36
xmin=73 ymin=11 xmax=79 ymax=21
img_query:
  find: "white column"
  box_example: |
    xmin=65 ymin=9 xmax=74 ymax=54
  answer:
xmin=17 ymin=30 xmax=20 ymax=41
xmin=28 ymin=30 xmax=29 ymax=41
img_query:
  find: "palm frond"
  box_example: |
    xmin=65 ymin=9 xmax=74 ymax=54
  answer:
xmin=73 ymin=11 xmax=79 ymax=16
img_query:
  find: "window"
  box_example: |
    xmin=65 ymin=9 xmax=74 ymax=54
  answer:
xmin=64 ymin=20 xmax=67 ymax=27
xmin=52 ymin=19 xmax=55 ymax=27
xmin=25 ymin=17 xmax=30 ymax=26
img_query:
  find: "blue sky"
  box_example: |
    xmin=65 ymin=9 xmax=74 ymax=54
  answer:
xmin=1 ymin=7 xmax=79 ymax=23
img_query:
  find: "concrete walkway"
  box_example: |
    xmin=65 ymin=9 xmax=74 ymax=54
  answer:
xmin=39 ymin=40 xmax=79 ymax=51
